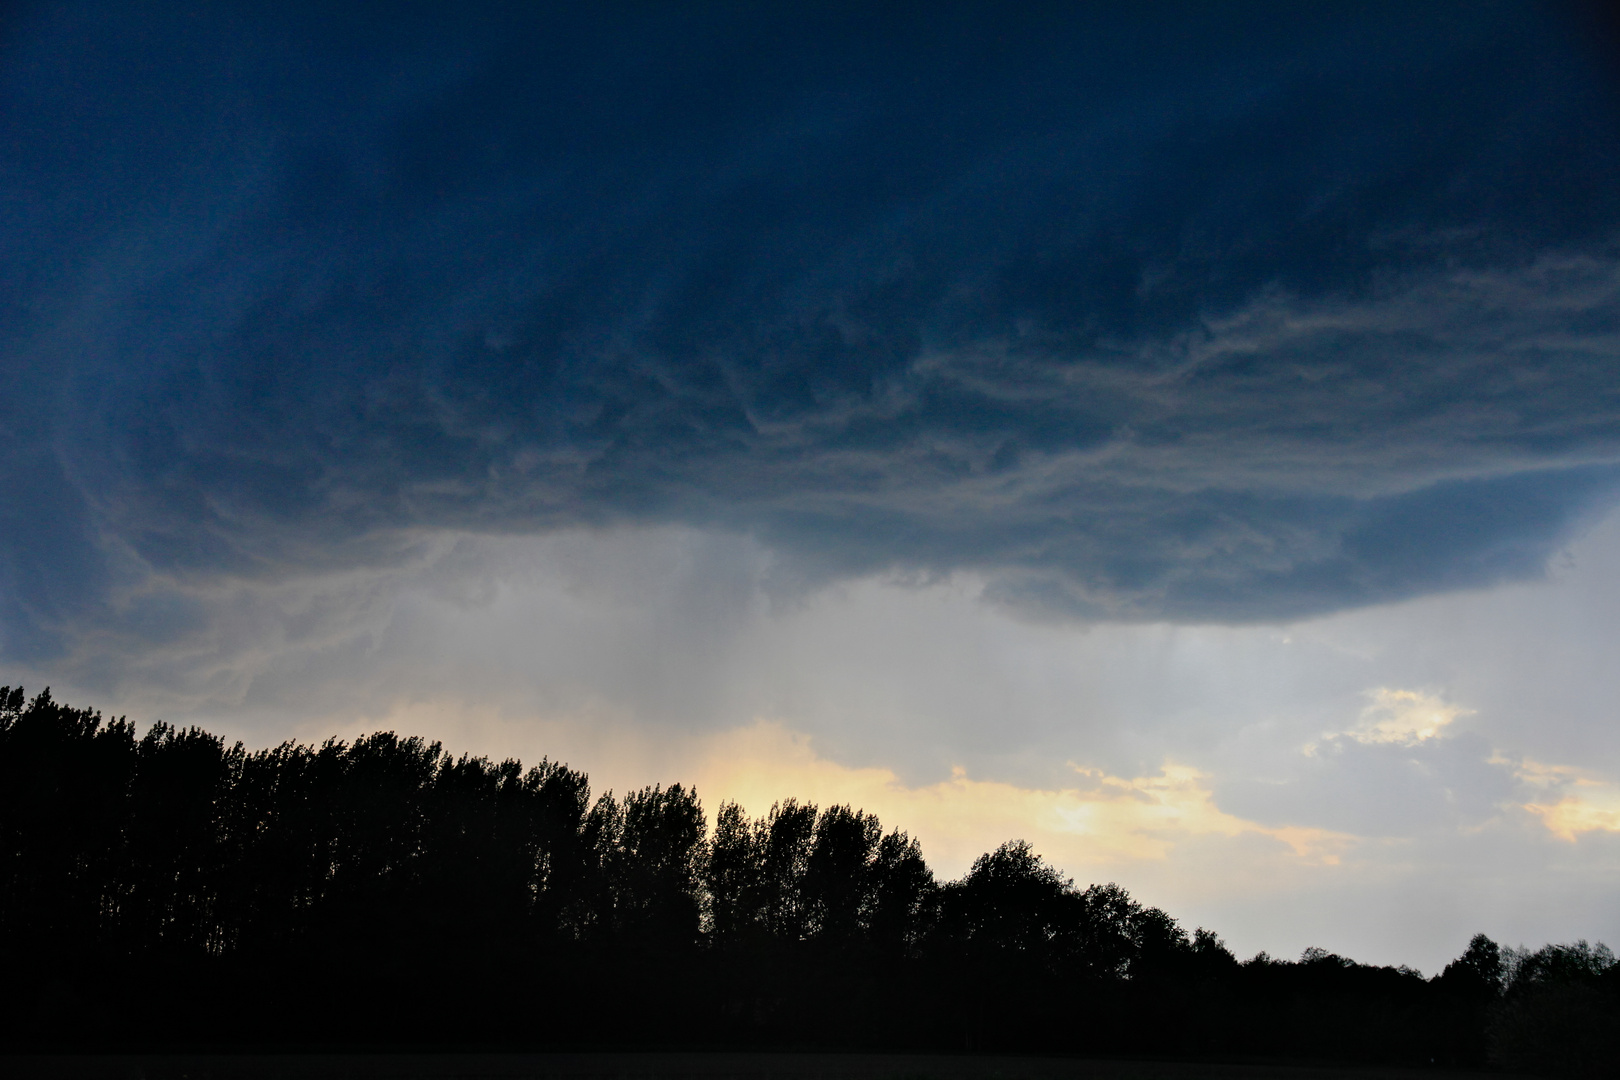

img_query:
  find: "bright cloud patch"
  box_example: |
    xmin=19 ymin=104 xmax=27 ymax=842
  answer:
xmin=1341 ymin=688 xmax=1473 ymax=746
xmin=1511 ymin=757 xmax=1620 ymax=842
xmin=690 ymin=720 xmax=1355 ymax=877
xmin=1308 ymin=689 xmax=1620 ymax=843
xmin=1053 ymin=765 xmax=1351 ymax=863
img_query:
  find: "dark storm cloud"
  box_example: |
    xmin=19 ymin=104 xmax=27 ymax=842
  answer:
xmin=3 ymin=1 xmax=1619 ymax=654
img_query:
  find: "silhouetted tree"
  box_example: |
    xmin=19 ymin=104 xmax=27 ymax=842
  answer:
xmin=942 ymin=840 xmax=1074 ymax=961
xmin=1187 ymin=927 xmax=1240 ymax=977
xmin=610 ymin=783 xmax=706 ymax=946
xmin=1 ymin=684 xmax=1613 ymax=1063
xmin=704 ymin=800 xmax=761 ymax=948
xmin=866 ymin=828 xmax=934 ymax=954
xmin=801 ymin=804 xmax=881 ymax=944
xmin=1076 ymin=881 xmax=1150 ymax=979
xmin=758 ymin=798 xmax=816 ymax=942
xmin=0 ymin=687 xmax=137 ymax=1025
xmin=1492 ymin=940 xmax=1620 ymax=1077
xmin=1439 ymin=932 xmax=1503 ymax=1000
xmin=120 ymin=723 xmax=237 ymax=956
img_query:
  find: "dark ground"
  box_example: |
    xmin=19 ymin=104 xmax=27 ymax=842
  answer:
xmin=0 ymin=1055 xmax=1526 ymax=1080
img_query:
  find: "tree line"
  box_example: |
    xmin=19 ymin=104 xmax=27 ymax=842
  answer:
xmin=1 ymin=687 xmax=1615 ymax=1073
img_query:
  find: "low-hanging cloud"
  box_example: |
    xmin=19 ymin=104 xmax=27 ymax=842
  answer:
xmin=3 ymin=2 xmax=1619 ymax=663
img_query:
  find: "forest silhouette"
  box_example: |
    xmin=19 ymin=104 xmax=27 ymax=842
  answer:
xmin=2 ymin=687 xmax=1616 ymax=1074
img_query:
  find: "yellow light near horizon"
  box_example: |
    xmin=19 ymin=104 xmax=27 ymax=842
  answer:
xmin=304 ymin=694 xmax=1617 ymax=882
xmin=686 ymin=720 xmax=1355 ymax=876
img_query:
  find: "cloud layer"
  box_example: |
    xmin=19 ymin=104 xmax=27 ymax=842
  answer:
xmin=3 ymin=3 xmax=1619 ymax=662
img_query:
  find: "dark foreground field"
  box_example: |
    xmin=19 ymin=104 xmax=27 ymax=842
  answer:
xmin=0 ymin=1054 xmax=1525 ymax=1080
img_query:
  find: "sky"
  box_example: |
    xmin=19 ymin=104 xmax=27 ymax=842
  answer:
xmin=2 ymin=1 xmax=1619 ymax=973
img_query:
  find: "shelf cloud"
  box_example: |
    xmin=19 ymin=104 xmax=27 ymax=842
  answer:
xmin=3 ymin=2 xmax=1619 ymax=664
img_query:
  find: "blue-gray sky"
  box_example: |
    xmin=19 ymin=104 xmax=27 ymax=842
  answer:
xmin=3 ymin=1 xmax=1619 ymax=970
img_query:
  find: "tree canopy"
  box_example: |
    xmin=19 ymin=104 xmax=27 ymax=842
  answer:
xmin=1 ymin=687 xmax=1614 ymax=1073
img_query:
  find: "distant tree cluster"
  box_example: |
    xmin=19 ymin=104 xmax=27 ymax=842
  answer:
xmin=2 ymin=687 xmax=1616 ymax=1072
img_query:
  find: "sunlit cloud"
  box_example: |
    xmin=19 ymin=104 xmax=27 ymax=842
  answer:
xmin=1338 ymin=687 xmax=1473 ymax=746
xmin=688 ymin=720 xmax=1356 ymax=878
xmin=1527 ymin=790 xmax=1620 ymax=842
xmin=1306 ymin=689 xmax=1620 ymax=843
xmin=1508 ymin=756 xmax=1620 ymax=842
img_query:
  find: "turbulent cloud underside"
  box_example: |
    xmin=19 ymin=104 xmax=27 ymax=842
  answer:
xmin=2 ymin=2 xmax=1619 ymax=662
